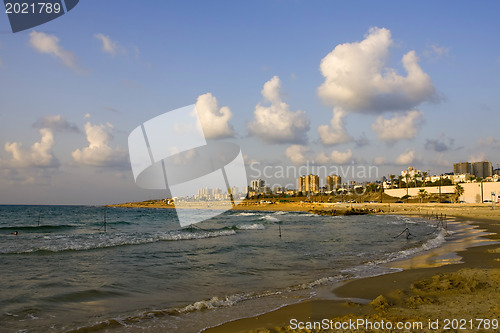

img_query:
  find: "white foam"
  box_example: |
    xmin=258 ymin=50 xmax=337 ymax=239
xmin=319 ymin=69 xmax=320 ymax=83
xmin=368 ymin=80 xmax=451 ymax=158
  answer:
xmin=259 ymin=215 xmax=279 ymax=223
xmin=238 ymin=223 xmax=265 ymax=230
xmin=1 ymin=230 xmax=237 ymax=254
xmin=368 ymin=229 xmax=448 ymax=266
xmin=178 ymin=294 xmax=246 ymax=313
xmin=235 ymin=212 xmax=258 ymax=216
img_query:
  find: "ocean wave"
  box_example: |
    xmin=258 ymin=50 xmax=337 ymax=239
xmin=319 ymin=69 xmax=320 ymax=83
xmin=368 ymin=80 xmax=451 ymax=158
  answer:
xmin=368 ymin=229 xmax=448 ymax=266
xmin=173 ymin=274 xmax=347 ymax=315
xmin=237 ymin=223 xmax=265 ymax=230
xmin=259 ymin=215 xmax=280 ymax=223
xmin=273 ymin=211 xmax=316 ymax=217
xmin=0 ymin=224 xmax=76 ymax=232
xmin=234 ymin=212 xmax=259 ymax=216
xmin=0 ymin=230 xmax=236 ymax=254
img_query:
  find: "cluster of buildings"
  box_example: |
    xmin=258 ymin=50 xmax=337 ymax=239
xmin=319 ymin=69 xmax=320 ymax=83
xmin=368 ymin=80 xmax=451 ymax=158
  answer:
xmin=193 ymin=186 xmax=242 ymax=201
xmin=245 ymin=160 xmax=499 ymax=199
xmin=247 ymin=174 xmax=344 ymax=198
xmin=386 ymin=161 xmax=498 ymax=189
xmin=185 ymin=160 xmax=499 ymax=201
xmin=453 ymin=161 xmax=495 ymax=179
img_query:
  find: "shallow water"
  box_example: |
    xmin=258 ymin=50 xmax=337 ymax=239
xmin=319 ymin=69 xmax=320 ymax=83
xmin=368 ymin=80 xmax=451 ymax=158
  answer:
xmin=0 ymin=205 xmax=490 ymax=332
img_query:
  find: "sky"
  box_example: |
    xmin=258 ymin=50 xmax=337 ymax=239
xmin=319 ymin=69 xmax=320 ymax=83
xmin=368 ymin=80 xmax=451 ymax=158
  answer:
xmin=0 ymin=1 xmax=499 ymax=204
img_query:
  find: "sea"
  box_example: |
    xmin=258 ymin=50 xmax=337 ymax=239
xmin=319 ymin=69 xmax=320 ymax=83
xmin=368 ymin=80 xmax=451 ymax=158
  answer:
xmin=0 ymin=205 xmax=492 ymax=332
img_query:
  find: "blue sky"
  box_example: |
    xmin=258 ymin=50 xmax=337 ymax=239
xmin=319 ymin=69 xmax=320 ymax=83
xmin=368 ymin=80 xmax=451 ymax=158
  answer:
xmin=0 ymin=1 xmax=499 ymax=204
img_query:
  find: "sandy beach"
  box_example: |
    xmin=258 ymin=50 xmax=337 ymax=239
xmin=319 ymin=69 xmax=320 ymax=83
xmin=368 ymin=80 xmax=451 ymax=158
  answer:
xmin=108 ymin=200 xmax=500 ymax=332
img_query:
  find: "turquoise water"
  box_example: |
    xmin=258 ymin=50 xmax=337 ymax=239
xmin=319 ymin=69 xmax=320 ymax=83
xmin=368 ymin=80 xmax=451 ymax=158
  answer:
xmin=0 ymin=205 xmax=474 ymax=332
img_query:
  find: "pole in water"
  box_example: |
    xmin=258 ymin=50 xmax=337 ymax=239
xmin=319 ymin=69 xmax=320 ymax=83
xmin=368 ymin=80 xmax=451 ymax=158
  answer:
xmin=37 ymin=211 xmax=41 ymax=227
xmin=104 ymin=208 xmax=107 ymax=232
xmin=278 ymin=222 xmax=282 ymax=238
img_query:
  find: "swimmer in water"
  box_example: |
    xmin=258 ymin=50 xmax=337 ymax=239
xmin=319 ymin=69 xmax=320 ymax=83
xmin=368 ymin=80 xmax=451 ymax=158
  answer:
xmin=14 ymin=231 xmax=18 ymax=235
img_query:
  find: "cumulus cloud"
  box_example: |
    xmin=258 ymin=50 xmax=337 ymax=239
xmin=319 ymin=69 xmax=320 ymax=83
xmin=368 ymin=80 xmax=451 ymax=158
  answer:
xmin=374 ymin=156 xmax=387 ymax=165
xmin=29 ymin=31 xmax=83 ymax=72
xmin=285 ymin=145 xmax=311 ymax=165
xmin=371 ymin=110 xmax=424 ymax=143
xmin=318 ymin=27 xmax=438 ymax=113
xmin=395 ymin=149 xmax=415 ymax=165
xmin=33 ymin=115 xmax=79 ymax=133
xmin=94 ymin=33 xmax=125 ymax=56
xmin=329 ymin=149 xmax=353 ymax=164
xmin=248 ymin=76 xmax=310 ymax=144
xmin=3 ymin=128 xmax=59 ymax=168
xmin=195 ymin=93 xmax=235 ymax=139
xmin=72 ymin=122 xmax=127 ymax=167
xmin=315 ymin=149 xmax=353 ymax=165
xmin=317 ymin=107 xmax=352 ymax=145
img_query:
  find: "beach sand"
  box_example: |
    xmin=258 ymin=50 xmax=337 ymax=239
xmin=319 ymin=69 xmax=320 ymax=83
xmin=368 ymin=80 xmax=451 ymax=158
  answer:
xmin=110 ymin=200 xmax=500 ymax=332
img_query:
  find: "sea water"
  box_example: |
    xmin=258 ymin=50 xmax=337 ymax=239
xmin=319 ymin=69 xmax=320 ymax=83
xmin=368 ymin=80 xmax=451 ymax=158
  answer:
xmin=0 ymin=205 xmax=490 ymax=332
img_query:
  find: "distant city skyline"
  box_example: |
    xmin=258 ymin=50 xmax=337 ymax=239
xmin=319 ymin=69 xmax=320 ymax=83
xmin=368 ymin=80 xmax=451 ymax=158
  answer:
xmin=1 ymin=1 xmax=500 ymax=204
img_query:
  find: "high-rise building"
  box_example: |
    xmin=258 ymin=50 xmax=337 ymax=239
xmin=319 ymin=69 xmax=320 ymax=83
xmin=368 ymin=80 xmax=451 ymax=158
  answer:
xmin=326 ymin=174 xmax=341 ymax=191
xmin=250 ymin=179 xmax=265 ymax=192
xmin=472 ymin=161 xmax=493 ymax=178
xmin=453 ymin=162 xmax=472 ymax=175
xmin=298 ymin=174 xmax=319 ymax=194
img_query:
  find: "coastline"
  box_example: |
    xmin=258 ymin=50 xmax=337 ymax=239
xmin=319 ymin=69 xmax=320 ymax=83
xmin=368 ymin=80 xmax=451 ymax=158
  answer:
xmin=201 ymin=206 xmax=500 ymax=333
xmin=107 ymin=201 xmax=500 ymax=332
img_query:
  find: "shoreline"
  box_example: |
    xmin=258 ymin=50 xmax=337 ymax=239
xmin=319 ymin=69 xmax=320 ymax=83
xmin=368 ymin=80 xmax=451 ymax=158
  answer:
xmin=107 ymin=201 xmax=500 ymax=332
xmin=201 ymin=211 xmax=500 ymax=333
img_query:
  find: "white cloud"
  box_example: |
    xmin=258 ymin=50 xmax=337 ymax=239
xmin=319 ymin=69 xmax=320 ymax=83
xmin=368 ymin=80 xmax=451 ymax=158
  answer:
xmin=195 ymin=93 xmax=235 ymax=139
xmin=371 ymin=110 xmax=424 ymax=143
xmin=84 ymin=113 xmax=91 ymax=119
xmin=315 ymin=149 xmax=353 ymax=165
xmin=94 ymin=33 xmax=125 ymax=56
xmin=318 ymin=27 xmax=438 ymax=113
xmin=3 ymin=128 xmax=59 ymax=168
xmin=72 ymin=122 xmax=127 ymax=167
xmin=315 ymin=151 xmax=330 ymax=164
xmin=248 ymin=76 xmax=310 ymax=144
xmin=29 ymin=31 xmax=83 ymax=72
xmin=285 ymin=145 xmax=311 ymax=165
xmin=33 ymin=115 xmax=79 ymax=133
xmin=329 ymin=149 xmax=353 ymax=164
xmin=395 ymin=149 xmax=415 ymax=165
xmin=317 ymin=107 xmax=352 ymax=145
xmin=374 ymin=156 xmax=387 ymax=165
